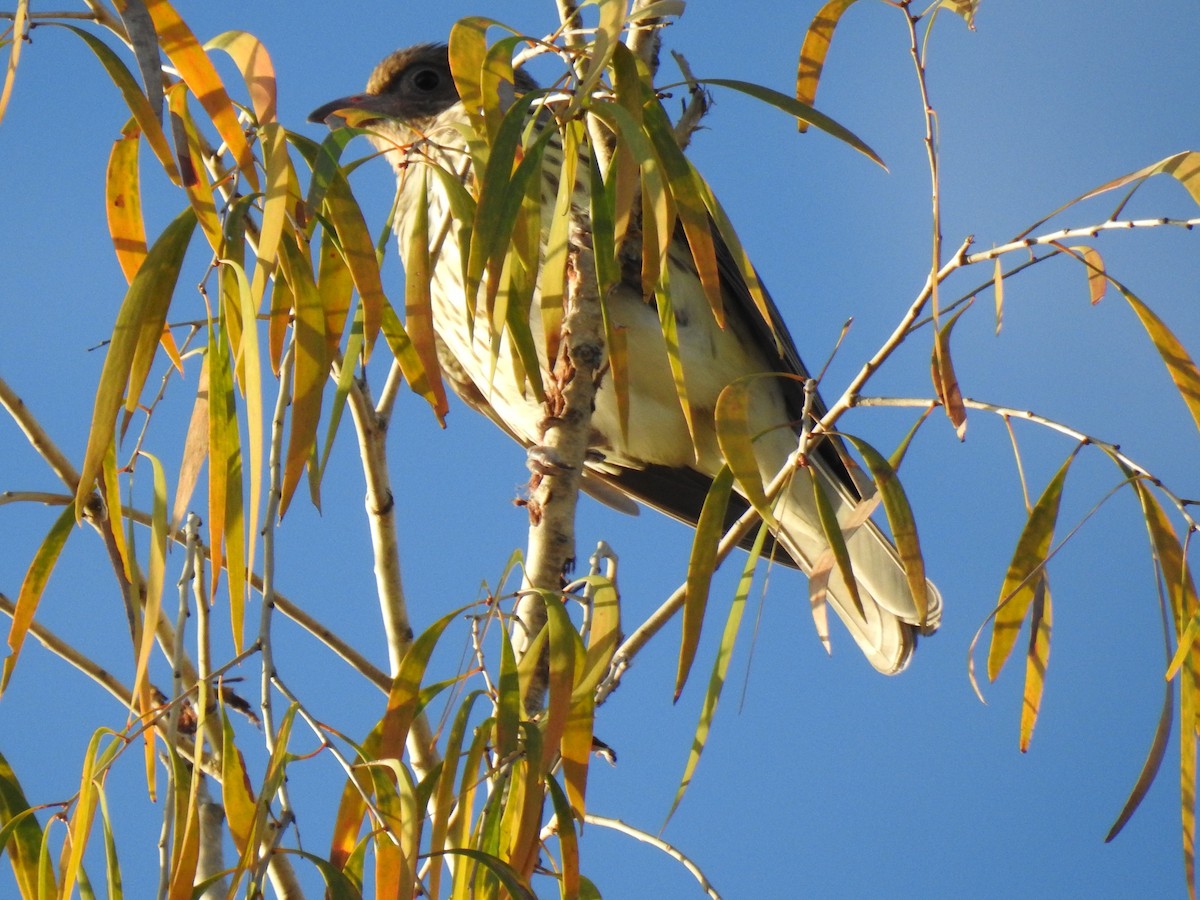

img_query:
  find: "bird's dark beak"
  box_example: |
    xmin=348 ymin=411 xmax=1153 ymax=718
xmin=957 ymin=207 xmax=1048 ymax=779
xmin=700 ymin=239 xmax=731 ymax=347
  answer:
xmin=307 ymin=93 xmax=392 ymax=127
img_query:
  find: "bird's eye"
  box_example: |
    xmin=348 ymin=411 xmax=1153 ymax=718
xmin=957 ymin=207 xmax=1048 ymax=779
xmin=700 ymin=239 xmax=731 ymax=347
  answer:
xmin=411 ymin=67 xmax=441 ymax=92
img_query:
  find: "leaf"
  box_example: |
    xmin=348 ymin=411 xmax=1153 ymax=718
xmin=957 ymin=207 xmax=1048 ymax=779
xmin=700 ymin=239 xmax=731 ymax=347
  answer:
xmin=808 ymin=464 xmax=865 ymax=617
xmin=666 ymin=521 xmax=770 ymax=826
xmin=131 ymin=451 xmax=167 ymax=796
xmin=1019 ymin=580 xmax=1052 ymax=752
xmin=939 ymin=0 xmax=982 ymax=28
xmin=116 ymin=0 xmax=163 ymax=124
xmin=988 ymin=447 xmax=1079 ymax=681
xmin=1068 ymin=244 xmax=1107 ymax=305
xmin=1119 ymin=284 xmax=1200 ymax=442
xmin=542 ymin=599 xmax=583 ymax=773
xmin=701 ymin=77 xmax=884 ymax=168
xmin=677 ymin=466 xmax=735 ymax=700
xmin=142 ymin=0 xmax=259 ymax=190
xmin=0 ymin=751 xmax=47 ymax=898
xmin=1017 ymin=151 xmax=1200 ymax=240
xmin=401 ymin=176 xmax=450 ymax=421
xmin=840 ymin=433 xmax=933 ymax=625
xmin=795 ymin=0 xmax=861 ymax=132
xmin=277 ymin=235 xmax=327 ymax=518
xmin=714 ymin=378 xmax=777 ymax=529
xmin=76 ymin=207 xmax=197 ymax=518
xmin=931 ymin=304 xmax=969 ymax=440
xmin=106 ymin=122 xmax=148 ymax=283
xmin=546 ymin=776 xmax=581 ymax=899
xmin=53 ymin=24 xmax=179 ymax=183
xmin=1106 ymin=674 xmax=1173 ymax=842
xmin=1 ymin=505 xmax=73 ymax=695
xmin=205 ymin=30 xmax=278 ymax=125
xmin=221 ymin=707 xmax=258 ymax=859
xmin=380 ymin=609 xmax=461 ymax=761
xmin=993 ymin=255 xmax=1004 ymax=334
xmin=641 ymin=102 xmax=724 ymax=324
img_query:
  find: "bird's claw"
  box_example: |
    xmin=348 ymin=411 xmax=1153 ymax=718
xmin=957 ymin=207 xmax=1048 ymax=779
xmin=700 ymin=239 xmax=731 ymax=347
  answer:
xmin=526 ymin=445 xmax=575 ymax=476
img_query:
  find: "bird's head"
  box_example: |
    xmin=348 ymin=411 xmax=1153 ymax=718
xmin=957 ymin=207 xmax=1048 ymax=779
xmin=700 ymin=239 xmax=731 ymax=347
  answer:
xmin=307 ymin=43 xmax=460 ymax=144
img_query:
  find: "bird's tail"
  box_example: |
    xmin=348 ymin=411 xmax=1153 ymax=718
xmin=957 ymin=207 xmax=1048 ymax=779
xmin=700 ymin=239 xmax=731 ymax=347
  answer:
xmin=772 ymin=462 xmax=942 ymax=674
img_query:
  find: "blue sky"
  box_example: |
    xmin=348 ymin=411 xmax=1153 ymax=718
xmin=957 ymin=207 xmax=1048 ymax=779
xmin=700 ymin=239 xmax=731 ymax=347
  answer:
xmin=1 ymin=2 xmax=1198 ymax=897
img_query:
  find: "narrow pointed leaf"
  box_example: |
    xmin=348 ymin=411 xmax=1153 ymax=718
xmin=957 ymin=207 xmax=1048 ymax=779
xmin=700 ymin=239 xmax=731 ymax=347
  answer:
xmin=714 ymin=379 xmax=776 ymax=528
xmin=841 ymin=433 xmax=932 ymax=624
xmin=703 ymin=77 xmax=883 ymax=167
xmin=809 ymin=464 xmax=865 ymax=617
xmin=1 ymin=505 xmax=73 ymax=695
xmin=143 ymin=0 xmax=259 ymax=190
xmin=0 ymin=752 xmax=46 ymax=899
xmin=988 ymin=447 xmax=1079 ymax=680
xmin=666 ymin=522 xmax=769 ymax=825
xmin=677 ymin=465 xmax=734 ymax=700
xmin=795 ymin=0 xmax=861 ymax=131
xmin=76 ymin=208 xmax=197 ymax=518
xmin=55 ymin=24 xmax=180 ymax=183
xmin=1019 ymin=581 xmax=1052 ymax=752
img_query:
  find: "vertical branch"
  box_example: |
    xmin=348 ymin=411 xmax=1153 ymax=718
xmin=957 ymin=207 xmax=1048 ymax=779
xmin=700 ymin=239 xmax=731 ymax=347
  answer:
xmin=626 ymin=0 xmax=665 ymax=73
xmin=516 ymin=229 xmax=604 ymax=708
xmin=344 ymin=368 xmax=440 ymax=776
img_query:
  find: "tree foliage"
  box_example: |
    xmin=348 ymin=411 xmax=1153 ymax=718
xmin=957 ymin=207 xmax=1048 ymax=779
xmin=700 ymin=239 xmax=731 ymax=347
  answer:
xmin=0 ymin=1 xmax=1198 ymax=897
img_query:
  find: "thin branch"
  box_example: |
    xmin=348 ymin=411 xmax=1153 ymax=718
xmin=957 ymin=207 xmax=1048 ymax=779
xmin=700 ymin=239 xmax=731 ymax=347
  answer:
xmin=344 ymin=367 xmax=441 ymax=776
xmin=855 ymin=394 xmax=1199 ymax=530
xmin=0 ymin=490 xmax=391 ymax=691
xmin=584 ymin=814 xmax=722 ymax=899
xmin=966 ymin=217 xmax=1200 ymax=267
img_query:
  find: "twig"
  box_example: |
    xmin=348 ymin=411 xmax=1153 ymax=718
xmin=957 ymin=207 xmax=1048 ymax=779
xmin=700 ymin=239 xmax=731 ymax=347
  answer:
xmin=584 ymin=814 xmax=722 ymax=899
xmin=965 ymin=217 xmax=1200 ymax=267
xmin=854 ymin=394 xmax=1199 ymax=530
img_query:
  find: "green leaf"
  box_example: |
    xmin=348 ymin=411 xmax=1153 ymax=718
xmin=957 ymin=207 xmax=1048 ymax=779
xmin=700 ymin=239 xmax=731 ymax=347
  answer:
xmin=677 ymin=465 xmax=735 ymax=701
xmin=701 ymin=77 xmax=884 ymax=167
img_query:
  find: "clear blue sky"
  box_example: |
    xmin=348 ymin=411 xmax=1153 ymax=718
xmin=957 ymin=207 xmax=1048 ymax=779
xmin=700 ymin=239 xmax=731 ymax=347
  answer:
xmin=2 ymin=2 xmax=1198 ymax=897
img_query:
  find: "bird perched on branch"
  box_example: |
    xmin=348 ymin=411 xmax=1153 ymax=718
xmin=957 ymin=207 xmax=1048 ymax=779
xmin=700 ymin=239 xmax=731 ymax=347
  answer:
xmin=310 ymin=43 xmax=941 ymax=673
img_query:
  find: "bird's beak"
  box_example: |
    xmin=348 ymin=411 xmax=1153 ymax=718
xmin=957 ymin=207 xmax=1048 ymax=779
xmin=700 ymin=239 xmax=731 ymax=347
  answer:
xmin=307 ymin=93 xmax=392 ymax=127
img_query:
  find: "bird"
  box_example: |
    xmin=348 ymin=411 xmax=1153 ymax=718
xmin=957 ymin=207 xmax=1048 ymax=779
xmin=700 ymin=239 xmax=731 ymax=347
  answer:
xmin=309 ymin=43 xmax=942 ymax=674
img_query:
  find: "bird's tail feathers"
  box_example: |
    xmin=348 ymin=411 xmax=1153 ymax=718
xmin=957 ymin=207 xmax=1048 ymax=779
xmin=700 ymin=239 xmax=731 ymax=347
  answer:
xmin=775 ymin=468 xmax=942 ymax=675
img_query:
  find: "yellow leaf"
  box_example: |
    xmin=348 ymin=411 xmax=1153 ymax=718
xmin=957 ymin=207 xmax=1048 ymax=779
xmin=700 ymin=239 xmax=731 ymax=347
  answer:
xmin=795 ymin=0 xmax=861 ymax=132
xmin=106 ymin=122 xmax=148 ymax=283
xmin=143 ymin=0 xmax=260 ymax=190
xmin=221 ymin=708 xmax=257 ymax=857
xmin=1120 ymin=285 xmax=1200 ymax=442
xmin=1019 ymin=581 xmax=1052 ymax=752
xmin=841 ymin=433 xmax=933 ymax=625
xmin=57 ymin=24 xmax=180 ymax=184
xmin=1 ymin=506 xmax=73 ymax=696
xmin=76 ymin=207 xmax=197 ymax=519
xmin=205 ymin=30 xmax=278 ymax=125
xmin=988 ymin=447 xmax=1078 ymax=681
xmin=1066 ymin=244 xmax=1107 ymax=304
xmin=714 ymin=379 xmax=776 ymax=528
